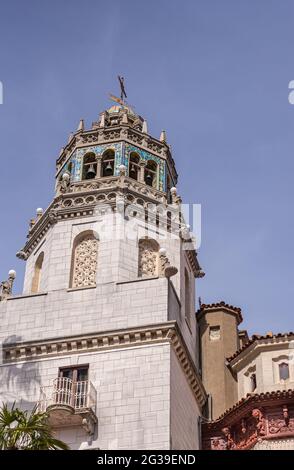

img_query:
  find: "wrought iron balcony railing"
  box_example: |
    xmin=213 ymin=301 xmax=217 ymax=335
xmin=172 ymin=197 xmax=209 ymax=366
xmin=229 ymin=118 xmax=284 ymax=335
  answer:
xmin=38 ymin=377 xmax=97 ymax=434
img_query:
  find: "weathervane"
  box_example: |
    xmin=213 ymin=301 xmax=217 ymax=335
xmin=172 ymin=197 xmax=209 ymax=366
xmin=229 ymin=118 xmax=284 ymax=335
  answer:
xmin=109 ymin=75 xmax=130 ymax=108
xmin=118 ymin=75 xmax=127 ymax=102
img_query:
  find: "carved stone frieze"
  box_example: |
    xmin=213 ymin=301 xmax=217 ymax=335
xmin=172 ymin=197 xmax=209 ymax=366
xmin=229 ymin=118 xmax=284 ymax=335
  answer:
xmin=138 ymin=240 xmax=159 ymax=277
xmin=203 ymin=398 xmax=294 ymax=450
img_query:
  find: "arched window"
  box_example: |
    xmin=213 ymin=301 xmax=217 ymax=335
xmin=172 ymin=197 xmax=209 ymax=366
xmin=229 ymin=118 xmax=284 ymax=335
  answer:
xmin=102 ymin=149 xmax=115 ymax=177
xmin=82 ymin=153 xmax=97 ymax=180
xmin=185 ymin=268 xmax=191 ymax=326
xmin=138 ymin=238 xmax=159 ymax=277
xmin=279 ymin=362 xmax=290 ymax=381
xmin=70 ymin=231 xmax=98 ymax=288
xmin=31 ymin=252 xmax=44 ymax=293
xmin=129 ymin=153 xmax=140 ymax=181
xmin=250 ymin=373 xmax=257 ymax=391
xmin=144 ymin=160 xmax=157 ymax=188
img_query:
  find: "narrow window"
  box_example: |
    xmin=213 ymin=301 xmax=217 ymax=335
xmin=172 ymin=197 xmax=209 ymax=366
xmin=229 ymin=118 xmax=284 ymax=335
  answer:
xmin=250 ymin=373 xmax=257 ymax=391
xmin=129 ymin=153 xmax=140 ymax=181
xmin=31 ymin=252 xmax=44 ymax=293
xmin=209 ymin=325 xmax=221 ymax=341
xmin=144 ymin=160 xmax=157 ymax=188
xmin=279 ymin=362 xmax=290 ymax=381
xmin=102 ymin=149 xmax=115 ymax=177
xmin=185 ymin=268 xmax=191 ymax=327
xmin=82 ymin=153 xmax=97 ymax=180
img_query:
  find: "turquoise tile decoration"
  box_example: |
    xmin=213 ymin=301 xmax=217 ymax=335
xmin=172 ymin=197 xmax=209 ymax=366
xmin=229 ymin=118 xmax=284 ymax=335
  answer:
xmin=125 ymin=144 xmax=166 ymax=192
xmin=61 ymin=142 xmax=166 ymax=192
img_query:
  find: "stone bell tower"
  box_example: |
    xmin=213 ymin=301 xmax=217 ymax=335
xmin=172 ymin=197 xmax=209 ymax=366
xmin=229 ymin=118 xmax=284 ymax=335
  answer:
xmin=0 ymin=97 xmax=206 ymax=449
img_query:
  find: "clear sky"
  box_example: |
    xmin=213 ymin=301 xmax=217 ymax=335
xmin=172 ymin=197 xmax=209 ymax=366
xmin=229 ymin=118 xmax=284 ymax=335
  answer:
xmin=0 ymin=0 xmax=293 ymax=335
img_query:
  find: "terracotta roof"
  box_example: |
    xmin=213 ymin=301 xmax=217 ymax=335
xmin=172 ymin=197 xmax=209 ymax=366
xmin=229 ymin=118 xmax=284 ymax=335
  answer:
xmin=204 ymin=389 xmax=294 ymax=429
xmin=197 ymin=301 xmax=243 ymax=324
xmin=227 ymin=331 xmax=294 ymax=363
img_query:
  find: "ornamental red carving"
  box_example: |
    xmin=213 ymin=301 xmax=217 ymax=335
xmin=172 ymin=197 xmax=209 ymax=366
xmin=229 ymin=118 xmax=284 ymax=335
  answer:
xmin=203 ymin=401 xmax=294 ymax=450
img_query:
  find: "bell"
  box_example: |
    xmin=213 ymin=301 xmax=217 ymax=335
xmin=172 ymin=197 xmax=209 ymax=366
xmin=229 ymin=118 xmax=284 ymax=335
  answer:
xmin=86 ymin=164 xmax=96 ymax=179
xmin=105 ymin=161 xmax=113 ymax=175
xmin=145 ymin=173 xmax=153 ymax=185
xmin=130 ymin=164 xmax=136 ymax=174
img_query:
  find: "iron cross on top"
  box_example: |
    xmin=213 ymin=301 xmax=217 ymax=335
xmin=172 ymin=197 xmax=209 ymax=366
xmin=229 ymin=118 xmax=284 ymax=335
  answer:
xmin=118 ymin=76 xmax=127 ymax=102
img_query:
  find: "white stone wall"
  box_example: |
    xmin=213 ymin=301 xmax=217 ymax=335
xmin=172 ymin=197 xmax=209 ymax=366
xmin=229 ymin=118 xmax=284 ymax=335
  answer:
xmin=0 ymin=278 xmax=169 ymax=343
xmin=170 ymin=349 xmax=201 ymax=449
xmin=0 ymin=343 xmax=171 ymax=450
xmin=0 ymin=210 xmax=203 ymax=450
xmin=5 ymin=213 xmax=199 ymax=362
xmin=237 ymin=343 xmax=294 ymax=399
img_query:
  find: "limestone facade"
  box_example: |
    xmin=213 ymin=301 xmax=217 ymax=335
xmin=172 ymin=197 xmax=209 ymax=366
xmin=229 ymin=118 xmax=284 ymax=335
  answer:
xmin=0 ymin=102 xmax=206 ymax=449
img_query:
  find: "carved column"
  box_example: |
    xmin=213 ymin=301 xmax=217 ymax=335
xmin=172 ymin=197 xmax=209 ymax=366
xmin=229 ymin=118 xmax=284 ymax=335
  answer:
xmin=139 ymin=161 xmax=146 ymax=184
xmin=96 ymin=156 xmax=102 ymax=178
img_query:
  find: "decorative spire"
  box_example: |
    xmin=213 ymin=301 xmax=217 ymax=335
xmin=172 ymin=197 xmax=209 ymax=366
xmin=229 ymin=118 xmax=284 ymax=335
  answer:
xmin=100 ymin=113 xmax=105 ymax=128
xmin=160 ymin=130 xmax=167 ymax=143
xmin=68 ymin=132 xmax=73 ymax=144
xmin=0 ymin=270 xmax=16 ymax=301
xmin=77 ymin=119 xmax=84 ymax=132
xmin=122 ymin=111 xmax=128 ymax=124
xmin=142 ymin=120 xmax=148 ymax=134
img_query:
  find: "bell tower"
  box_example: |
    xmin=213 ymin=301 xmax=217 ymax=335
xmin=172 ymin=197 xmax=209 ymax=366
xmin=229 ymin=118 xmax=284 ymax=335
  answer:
xmin=1 ymin=92 xmax=206 ymax=450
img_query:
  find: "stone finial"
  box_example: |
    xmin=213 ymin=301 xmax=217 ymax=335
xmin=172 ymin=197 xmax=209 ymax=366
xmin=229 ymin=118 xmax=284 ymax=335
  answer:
xmin=8 ymin=270 xmax=16 ymax=280
xmin=180 ymin=224 xmax=191 ymax=241
xmin=122 ymin=111 xmax=128 ymax=124
xmin=159 ymin=247 xmax=167 ymax=257
xmin=170 ymin=187 xmax=181 ymax=205
xmin=36 ymin=208 xmax=43 ymax=219
xmin=62 ymin=172 xmax=70 ymax=181
xmin=68 ymin=132 xmax=73 ymax=144
xmin=77 ymin=119 xmax=84 ymax=132
xmin=100 ymin=113 xmax=105 ymax=127
xmin=158 ymin=248 xmax=178 ymax=278
xmin=160 ymin=130 xmax=167 ymax=143
xmin=142 ymin=120 xmax=148 ymax=134
xmin=59 ymin=147 xmax=64 ymax=158
xmin=58 ymin=172 xmax=71 ymax=194
xmin=0 ymin=270 xmax=16 ymax=301
xmin=118 ymin=164 xmax=126 ymax=176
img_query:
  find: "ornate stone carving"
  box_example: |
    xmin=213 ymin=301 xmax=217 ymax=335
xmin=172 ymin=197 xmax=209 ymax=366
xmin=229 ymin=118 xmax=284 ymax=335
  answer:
xmin=0 ymin=271 xmax=16 ymax=301
xmin=203 ymin=401 xmax=294 ymax=450
xmin=72 ymin=235 xmax=98 ymax=288
xmin=138 ymin=240 xmax=158 ymax=277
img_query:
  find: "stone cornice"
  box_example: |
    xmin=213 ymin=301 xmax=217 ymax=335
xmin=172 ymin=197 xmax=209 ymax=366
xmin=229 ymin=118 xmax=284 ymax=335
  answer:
xmin=228 ymin=332 xmax=294 ymax=365
xmin=197 ymin=301 xmax=243 ymax=325
xmin=18 ymin=177 xmax=201 ymax=263
xmin=2 ymin=321 xmax=207 ymax=409
xmin=228 ymin=334 xmax=294 ymax=372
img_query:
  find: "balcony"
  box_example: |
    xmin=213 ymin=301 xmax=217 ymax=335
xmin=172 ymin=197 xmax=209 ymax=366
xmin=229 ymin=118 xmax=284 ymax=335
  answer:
xmin=38 ymin=377 xmax=97 ymax=435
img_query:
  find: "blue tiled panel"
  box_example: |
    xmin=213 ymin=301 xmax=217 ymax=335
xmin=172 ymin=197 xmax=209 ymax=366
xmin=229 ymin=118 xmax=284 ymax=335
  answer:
xmin=60 ymin=142 xmax=166 ymax=192
xmin=125 ymin=144 xmax=166 ymax=192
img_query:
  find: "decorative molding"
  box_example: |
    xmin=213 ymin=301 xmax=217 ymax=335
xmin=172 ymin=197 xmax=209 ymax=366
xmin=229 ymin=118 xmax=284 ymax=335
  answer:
xmin=228 ymin=333 xmax=294 ymax=369
xmin=202 ymin=390 xmax=294 ymax=450
xmin=2 ymin=321 xmax=207 ymax=409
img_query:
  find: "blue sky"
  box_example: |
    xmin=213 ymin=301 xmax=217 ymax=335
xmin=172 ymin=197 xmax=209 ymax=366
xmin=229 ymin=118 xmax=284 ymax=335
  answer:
xmin=0 ymin=0 xmax=293 ymax=335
